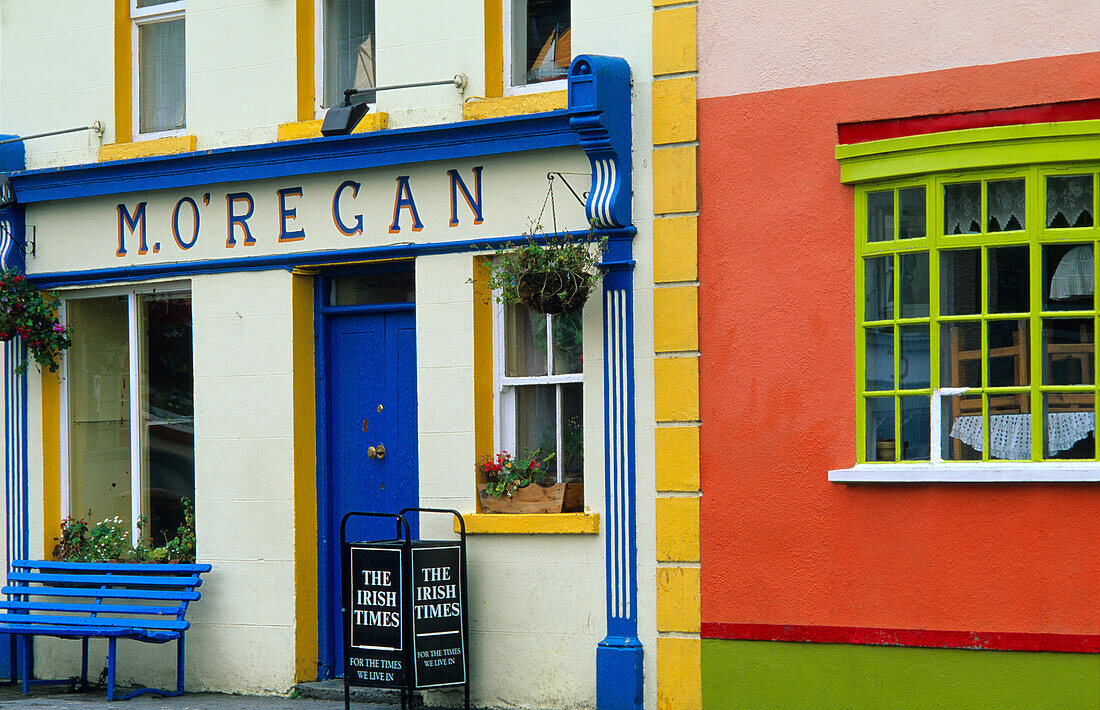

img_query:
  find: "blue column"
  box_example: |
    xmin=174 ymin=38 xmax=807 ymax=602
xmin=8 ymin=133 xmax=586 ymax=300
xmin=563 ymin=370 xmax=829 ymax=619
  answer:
xmin=567 ymin=56 xmax=640 ymax=710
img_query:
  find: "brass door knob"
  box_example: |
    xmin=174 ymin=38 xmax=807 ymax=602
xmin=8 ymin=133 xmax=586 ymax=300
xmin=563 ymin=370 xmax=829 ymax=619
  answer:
xmin=367 ymin=444 xmax=386 ymax=460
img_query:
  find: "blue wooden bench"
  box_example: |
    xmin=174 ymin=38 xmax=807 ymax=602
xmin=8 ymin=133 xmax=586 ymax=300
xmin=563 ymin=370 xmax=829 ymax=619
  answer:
xmin=0 ymin=559 xmax=212 ymax=701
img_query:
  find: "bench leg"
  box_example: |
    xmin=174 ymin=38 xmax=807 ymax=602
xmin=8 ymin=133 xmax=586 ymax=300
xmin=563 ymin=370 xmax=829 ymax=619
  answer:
xmin=106 ymin=637 xmax=117 ymax=702
xmin=19 ymin=635 xmax=28 ymax=694
xmin=80 ymin=638 xmax=88 ymax=687
xmin=176 ymin=635 xmax=185 ymax=693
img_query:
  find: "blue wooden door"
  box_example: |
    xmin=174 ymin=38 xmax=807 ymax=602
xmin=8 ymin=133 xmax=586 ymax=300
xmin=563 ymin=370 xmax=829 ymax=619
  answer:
xmin=323 ymin=307 xmax=419 ymax=677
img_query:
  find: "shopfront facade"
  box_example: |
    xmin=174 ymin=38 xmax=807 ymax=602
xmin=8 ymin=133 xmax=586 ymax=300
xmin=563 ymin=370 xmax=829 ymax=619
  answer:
xmin=0 ymin=1 xmax=693 ymax=707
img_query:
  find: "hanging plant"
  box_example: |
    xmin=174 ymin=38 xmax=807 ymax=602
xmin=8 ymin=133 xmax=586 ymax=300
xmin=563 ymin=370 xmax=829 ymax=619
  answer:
xmin=0 ymin=270 xmax=72 ymax=374
xmin=486 ymin=227 xmax=607 ymax=315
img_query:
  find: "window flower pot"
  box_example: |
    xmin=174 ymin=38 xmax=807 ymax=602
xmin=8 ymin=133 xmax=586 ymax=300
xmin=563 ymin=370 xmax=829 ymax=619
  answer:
xmin=477 ymin=482 xmax=583 ymax=514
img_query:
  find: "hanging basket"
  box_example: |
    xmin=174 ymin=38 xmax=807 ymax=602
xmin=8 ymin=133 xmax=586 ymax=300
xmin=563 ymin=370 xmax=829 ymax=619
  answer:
xmin=516 ymin=268 xmax=592 ymax=315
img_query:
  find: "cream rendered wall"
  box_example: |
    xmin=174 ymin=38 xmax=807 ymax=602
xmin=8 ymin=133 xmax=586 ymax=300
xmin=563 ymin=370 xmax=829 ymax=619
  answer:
xmin=414 ymin=253 xmax=606 ymax=710
xmin=187 ymin=0 xmax=299 ymax=149
xmin=0 ymin=1 xmax=114 ymax=168
xmin=698 ymin=0 xmax=1100 ymax=98
xmin=32 ymin=271 xmax=299 ymax=694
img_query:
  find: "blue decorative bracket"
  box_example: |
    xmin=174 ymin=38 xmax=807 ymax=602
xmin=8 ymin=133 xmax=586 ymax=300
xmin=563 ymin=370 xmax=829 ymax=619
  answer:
xmin=567 ymin=55 xmax=632 ymax=229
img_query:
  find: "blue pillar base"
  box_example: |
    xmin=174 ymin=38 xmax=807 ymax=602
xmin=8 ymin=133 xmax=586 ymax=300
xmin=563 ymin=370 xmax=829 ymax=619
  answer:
xmin=596 ymin=636 xmax=643 ymax=710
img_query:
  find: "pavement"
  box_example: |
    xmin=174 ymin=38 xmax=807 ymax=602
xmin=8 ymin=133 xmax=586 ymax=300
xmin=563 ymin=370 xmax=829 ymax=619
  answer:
xmin=0 ymin=681 xmax=444 ymax=709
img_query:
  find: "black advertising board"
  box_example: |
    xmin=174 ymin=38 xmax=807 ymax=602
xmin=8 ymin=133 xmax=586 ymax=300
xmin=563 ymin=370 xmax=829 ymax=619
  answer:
xmin=340 ymin=509 xmax=469 ymax=709
xmin=344 ymin=544 xmax=406 ymax=687
xmin=410 ymin=544 xmax=466 ymax=688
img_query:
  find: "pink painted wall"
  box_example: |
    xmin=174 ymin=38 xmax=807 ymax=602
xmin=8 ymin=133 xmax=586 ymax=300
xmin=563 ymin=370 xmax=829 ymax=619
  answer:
xmin=698 ymin=1 xmax=1100 ymax=99
xmin=698 ymin=52 xmax=1100 ymax=635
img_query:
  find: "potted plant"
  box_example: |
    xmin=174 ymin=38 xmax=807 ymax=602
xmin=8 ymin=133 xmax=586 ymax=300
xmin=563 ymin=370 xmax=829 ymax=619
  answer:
xmin=476 ymin=450 xmax=583 ymax=514
xmin=0 ymin=270 xmax=71 ymax=374
xmin=486 ymin=228 xmax=606 ymax=315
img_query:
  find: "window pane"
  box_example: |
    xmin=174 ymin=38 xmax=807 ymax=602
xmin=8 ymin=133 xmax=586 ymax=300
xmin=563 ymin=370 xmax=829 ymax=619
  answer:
xmin=1047 ymin=175 xmax=1094 ymax=228
xmin=139 ymin=18 xmax=185 ymax=133
xmin=515 ymin=384 xmax=555 ymax=462
xmin=505 ymin=303 xmax=548 ymax=377
xmin=940 ymin=249 xmax=980 ymax=316
xmin=1044 ymin=244 xmax=1093 ymax=311
xmin=517 ymin=0 xmax=570 ymax=86
xmin=552 ymin=309 xmax=582 ymax=375
xmin=866 ymin=191 xmax=893 ymax=242
xmin=865 ymin=326 xmax=893 ymax=391
xmin=137 ymin=0 xmax=177 ymax=6
xmin=67 ymin=297 xmax=132 ymax=527
xmin=324 ymin=0 xmax=375 ymax=107
xmin=940 ymin=322 xmax=981 ymax=388
xmin=943 ymin=394 xmax=984 ymax=461
xmin=560 ymin=383 xmax=582 ymax=482
xmin=864 ymin=256 xmax=893 ymax=321
xmin=987 ymin=179 xmax=1025 ymax=232
xmin=899 ymin=324 xmax=929 ymax=389
xmin=865 ymin=397 xmax=894 ymax=461
xmin=898 ymin=252 xmax=928 ymax=318
xmin=1043 ymin=318 xmax=1094 ymax=385
xmin=898 ymin=187 xmax=926 ymax=239
xmin=330 ymin=272 xmax=414 ymax=305
xmin=987 ymin=319 xmax=1029 ymax=387
xmin=944 ymin=182 xmax=981 ymax=235
xmin=988 ymin=246 xmax=1028 ymax=314
xmin=141 ymin=295 xmax=194 ymax=544
xmin=900 ymin=396 xmax=929 ymax=461
xmin=1045 ymin=393 xmax=1095 ymax=459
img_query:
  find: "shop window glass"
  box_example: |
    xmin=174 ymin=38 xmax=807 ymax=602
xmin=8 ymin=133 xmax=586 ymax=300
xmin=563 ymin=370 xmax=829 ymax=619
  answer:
xmin=510 ymin=0 xmax=570 ymax=88
xmin=859 ymin=166 xmax=1100 ymax=463
xmin=500 ymin=301 xmax=583 ymax=484
xmin=133 ymin=1 xmax=185 ymax=135
xmin=323 ymin=0 xmax=376 ymax=108
xmin=66 ymin=290 xmax=194 ymax=544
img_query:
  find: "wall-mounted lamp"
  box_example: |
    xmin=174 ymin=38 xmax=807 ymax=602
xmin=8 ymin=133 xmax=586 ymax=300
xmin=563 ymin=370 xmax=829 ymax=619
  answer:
xmin=0 ymin=121 xmax=105 ymax=148
xmin=320 ymin=74 xmax=469 ymax=137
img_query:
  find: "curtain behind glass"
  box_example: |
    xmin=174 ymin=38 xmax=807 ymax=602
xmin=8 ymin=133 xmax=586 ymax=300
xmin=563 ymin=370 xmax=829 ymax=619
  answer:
xmin=139 ymin=18 xmax=186 ymax=134
xmin=325 ymin=0 xmax=375 ymax=107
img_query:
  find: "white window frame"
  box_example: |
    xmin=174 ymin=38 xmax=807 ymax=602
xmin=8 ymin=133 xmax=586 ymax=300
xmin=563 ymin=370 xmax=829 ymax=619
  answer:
xmin=493 ymin=299 xmax=584 ymax=483
xmin=502 ymin=0 xmax=569 ymax=96
xmin=314 ymin=0 xmax=378 ymax=117
xmin=59 ymin=280 xmax=192 ymax=543
xmin=131 ymin=0 xmax=186 ymax=139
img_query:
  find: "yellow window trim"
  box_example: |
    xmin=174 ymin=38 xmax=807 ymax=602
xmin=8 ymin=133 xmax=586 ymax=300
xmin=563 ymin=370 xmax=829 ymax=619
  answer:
xmin=276 ymin=113 xmax=390 ymax=142
xmin=837 ymin=119 xmax=1100 ymax=184
xmin=99 ymin=135 xmax=197 ymax=162
xmin=456 ymin=512 xmax=599 ymax=535
xmin=462 ymin=91 xmax=567 ymax=121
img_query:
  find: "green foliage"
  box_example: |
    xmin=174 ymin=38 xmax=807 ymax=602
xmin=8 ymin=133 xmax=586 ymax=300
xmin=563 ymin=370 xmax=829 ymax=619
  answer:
xmin=0 ymin=270 xmax=72 ymax=374
xmin=477 ymin=449 xmax=556 ymax=498
xmin=485 ymin=227 xmax=606 ymax=314
xmin=53 ymin=498 xmax=197 ymax=564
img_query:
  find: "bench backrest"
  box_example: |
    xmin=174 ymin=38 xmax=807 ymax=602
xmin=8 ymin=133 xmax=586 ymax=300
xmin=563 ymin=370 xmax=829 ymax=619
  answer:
xmin=2 ymin=560 xmax=212 ymax=633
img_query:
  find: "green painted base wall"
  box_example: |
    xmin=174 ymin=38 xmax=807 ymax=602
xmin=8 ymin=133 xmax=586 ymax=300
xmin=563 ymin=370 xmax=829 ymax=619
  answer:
xmin=703 ymin=639 xmax=1100 ymax=709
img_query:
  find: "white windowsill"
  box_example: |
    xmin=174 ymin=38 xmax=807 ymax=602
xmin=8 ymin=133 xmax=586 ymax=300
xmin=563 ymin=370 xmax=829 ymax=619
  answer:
xmin=829 ymin=462 xmax=1100 ymax=483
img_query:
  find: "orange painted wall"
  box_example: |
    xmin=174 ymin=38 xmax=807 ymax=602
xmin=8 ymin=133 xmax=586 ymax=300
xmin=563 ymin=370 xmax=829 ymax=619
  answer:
xmin=698 ymin=52 xmax=1100 ymax=635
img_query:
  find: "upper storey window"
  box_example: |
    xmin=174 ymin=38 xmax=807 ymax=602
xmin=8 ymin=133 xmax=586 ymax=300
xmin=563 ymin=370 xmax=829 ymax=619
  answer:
xmin=133 ymin=0 xmax=185 ymax=135
xmin=507 ymin=0 xmax=570 ymax=90
xmin=321 ymin=0 xmax=376 ymax=109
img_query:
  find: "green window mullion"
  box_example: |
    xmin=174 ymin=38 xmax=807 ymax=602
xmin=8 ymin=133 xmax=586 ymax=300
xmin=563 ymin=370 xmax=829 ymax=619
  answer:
xmin=1028 ymin=210 xmax=1043 ymax=460
xmin=979 ymin=246 xmax=990 ymax=460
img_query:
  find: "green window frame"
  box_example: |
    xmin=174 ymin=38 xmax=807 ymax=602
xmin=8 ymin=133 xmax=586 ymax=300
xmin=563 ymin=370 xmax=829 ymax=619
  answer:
xmin=857 ymin=164 xmax=1100 ymax=463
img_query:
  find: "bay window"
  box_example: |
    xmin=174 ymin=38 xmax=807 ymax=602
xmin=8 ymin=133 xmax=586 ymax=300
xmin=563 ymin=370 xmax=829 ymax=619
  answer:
xmin=859 ymin=165 xmax=1099 ymax=463
xmin=64 ymin=287 xmax=194 ymax=545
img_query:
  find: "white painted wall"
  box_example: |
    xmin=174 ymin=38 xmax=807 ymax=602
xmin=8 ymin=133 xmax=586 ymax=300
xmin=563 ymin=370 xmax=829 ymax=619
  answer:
xmin=698 ymin=0 xmax=1100 ymax=98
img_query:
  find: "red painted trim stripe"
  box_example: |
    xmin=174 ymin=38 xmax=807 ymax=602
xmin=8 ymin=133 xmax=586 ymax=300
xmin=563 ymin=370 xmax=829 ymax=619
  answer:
xmin=702 ymin=623 xmax=1100 ymax=654
xmin=838 ymin=99 xmax=1100 ymax=145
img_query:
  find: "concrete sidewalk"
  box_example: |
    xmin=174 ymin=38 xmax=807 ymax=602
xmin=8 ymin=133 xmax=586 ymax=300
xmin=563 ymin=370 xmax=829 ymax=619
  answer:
xmin=0 ymin=681 xmax=433 ymax=709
